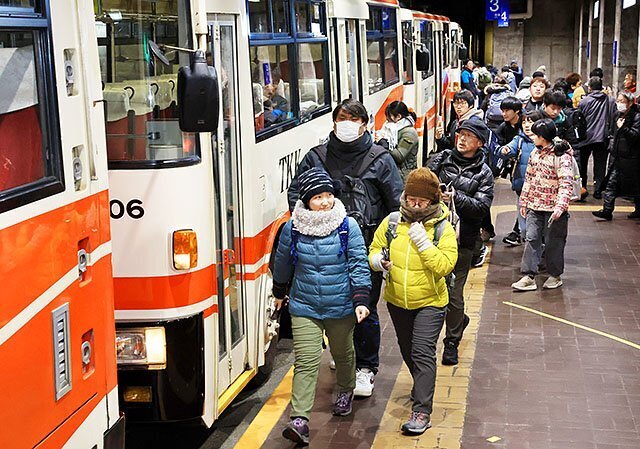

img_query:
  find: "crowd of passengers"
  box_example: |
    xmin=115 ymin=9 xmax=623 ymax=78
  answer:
xmin=270 ymin=60 xmax=640 ymax=444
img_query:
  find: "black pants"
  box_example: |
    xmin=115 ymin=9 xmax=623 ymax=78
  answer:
xmin=601 ymin=167 xmax=640 ymax=212
xmin=444 ymin=246 xmax=474 ymax=345
xmin=354 ymin=269 xmax=382 ymax=373
xmin=578 ymin=142 xmax=608 ymax=192
xmin=387 ymin=302 xmax=445 ymax=414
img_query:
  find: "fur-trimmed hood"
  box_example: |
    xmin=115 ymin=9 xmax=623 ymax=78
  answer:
xmin=291 ymin=198 xmax=347 ymax=237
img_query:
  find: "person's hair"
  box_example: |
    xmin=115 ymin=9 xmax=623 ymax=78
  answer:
xmin=531 ymin=71 xmax=545 ymax=79
xmin=501 ymin=66 xmax=511 ymax=72
xmin=553 ymin=78 xmax=570 ymax=95
xmin=464 ymin=59 xmax=474 ymax=67
xmin=332 ymin=98 xmax=369 ymax=123
xmin=618 ymin=90 xmax=636 ymax=104
xmin=589 ymin=76 xmax=603 ymax=91
xmin=590 ymin=67 xmax=604 ymax=78
xmin=530 ymin=77 xmax=551 ymax=89
xmin=531 ymin=118 xmax=570 ymax=155
xmin=385 ymin=100 xmax=417 ymax=121
xmin=523 ymin=109 xmax=544 ymax=122
xmin=500 ymin=96 xmax=523 ymax=112
xmin=493 ymin=75 xmax=508 ymax=85
xmin=565 ymin=72 xmax=581 ymax=86
xmin=625 ymin=72 xmax=636 ymax=81
xmin=453 ymin=89 xmax=475 ymax=107
xmin=543 ymin=90 xmax=567 ymax=107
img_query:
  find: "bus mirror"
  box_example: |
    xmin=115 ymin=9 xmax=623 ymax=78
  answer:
xmin=458 ymin=44 xmax=468 ymax=61
xmin=416 ymin=48 xmax=430 ymax=72
xmin=177 ymin=50 xmax=220 ymax=133
xmin=149 ymin=40 xmax=171 ymax=66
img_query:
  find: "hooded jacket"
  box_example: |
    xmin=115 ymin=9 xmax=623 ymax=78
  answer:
xmin=369 ymin=204 xmax=458 ymax=310
xmin=428 ymin=149 xmax=494 ymax=250
xmin=389 ymin=120 xmax=419 ymax=181
xmin=272 ymin=199 xmax=371 ymax=320
xmin=578 ymin=91 xmax=616 ymax=146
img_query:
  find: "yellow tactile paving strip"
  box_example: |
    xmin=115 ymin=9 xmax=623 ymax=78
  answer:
xmin=371 ymin=244 xmax=491 ymax=449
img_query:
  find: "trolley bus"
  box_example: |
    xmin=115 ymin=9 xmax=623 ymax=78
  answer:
xmin=95 ymin=0 xmax=466 ymax=426
xmin=0 ymin=1 xmax=124 ymax=448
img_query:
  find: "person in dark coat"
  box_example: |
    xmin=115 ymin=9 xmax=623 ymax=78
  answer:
xmin=592 ymin=91 xmax=640 ymax=220
xmin=577 ymin=76 xmax=617 ymax=197
xmin=288 ymin=99 xmax=403 ymax=398
xmin=435 ymin=89 xmax=484 ymax=152
xmin=428 ymin=117 xmax=494 ymax=366
xmin=524 ymin=77 xmax=550 ymax=112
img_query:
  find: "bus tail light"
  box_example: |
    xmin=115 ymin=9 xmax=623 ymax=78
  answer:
xmin=173 ymin=229 xmax=197 ymax=270
xmin=116 ymin=327 xmax=166 ymax=369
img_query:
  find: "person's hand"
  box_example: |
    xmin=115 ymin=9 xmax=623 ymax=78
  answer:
xmin=275 ymin=298 xmax=283 ymax=311
xmin=501 ymin=146 xmax=511 ymax=155
xmin=435 ymin=123 xmax=444 ymax=140
xmin=617 ymin=117 xmax=625 ymax=129
xmin=407 ymin=222 xmax=432 ymax=252
xmin=442 ymin=189 xmax=453 ymax=203
xmin=520 ymin=206 xmax=528 ymax=218
xmin=381 ymin=259 xmax=393 ymax=271
xmin=355 ymin=305 xmax=370 ymax=323
xmin=370 ymin=252 xmax=392 ymax=272
xmin=550 ymin=209 xmax=563 ymax=222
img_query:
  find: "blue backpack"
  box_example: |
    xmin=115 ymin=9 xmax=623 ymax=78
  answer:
xmin=289 ymin=217 xmax=350 ymax=266
xmin=486 ymin=90 xmax=511 ymax=122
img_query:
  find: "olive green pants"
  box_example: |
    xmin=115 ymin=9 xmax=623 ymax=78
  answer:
xmin=290 ymin=314 xmax=356 ymax=419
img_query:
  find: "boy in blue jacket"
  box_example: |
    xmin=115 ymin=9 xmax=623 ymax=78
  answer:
xmin=272 ymin=168 xmax=371 ymax=445
xmin=500 ymin=109 xmax=544 ymax=245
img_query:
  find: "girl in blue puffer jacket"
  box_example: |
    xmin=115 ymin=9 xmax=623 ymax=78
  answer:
xmin=272 ymin=168 xmax=371 ymax=445
xmin=500 ymin=109 xmax=543 ymax=244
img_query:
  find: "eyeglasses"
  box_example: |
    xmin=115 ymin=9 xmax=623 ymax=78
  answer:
xmin=406 ymin=197 xmax=430 ymax=208
xmin=457 ymin=131 xmax=478 ymax=141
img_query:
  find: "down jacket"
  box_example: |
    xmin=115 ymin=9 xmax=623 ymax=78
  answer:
xmin=272 ymin=206 xmax=371 ymax=321
xmin=428 ymin=149 xmax=494 ymax=250
xmin=369 ymin=204 xmax=458 ymax=310
xmin=611 ymin=104 xmax=640 ymax=196
xmin=500 ymin=130 xmax=535 ymax=195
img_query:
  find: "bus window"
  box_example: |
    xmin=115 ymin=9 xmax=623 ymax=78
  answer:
xmin=451 ymin=29 xmax=459 ymax=68
xmin=420 ymin=21 xmax=434 ymax=79
xmin=366 ymin=6 xmax=399 ymax=93
xmin=95 ymin=0 xmax=197 ymax=166
xmin=402 ymin=21 xmax=413 ymax=84
xmin=443 ymin=23 xmax=450 ymax=67
xmin=0 ymin=26 xmax=63 ymax=211
xmin=249 ymin=0 xmax=331 ymax=139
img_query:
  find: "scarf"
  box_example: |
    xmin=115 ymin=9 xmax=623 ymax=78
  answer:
xmin=400 ymin=195 xmax=443 ymax=223
xmin=291 ymin=198 xmax=347 ymax=237
xmin=324 ymin=131 xmax=373 ymax=177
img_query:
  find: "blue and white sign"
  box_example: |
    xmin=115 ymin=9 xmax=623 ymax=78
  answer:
xmin=498 ymin=4 xmax=510 ymax=27
xmin=486 ymin=0 xmax=510 ymax=27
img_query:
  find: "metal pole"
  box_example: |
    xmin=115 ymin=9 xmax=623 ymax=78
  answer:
xmin=587 ymin=0 xmax=593 ymax=75
xmin=612 ymin=0 xmax=622 ymax=94
xmin=597 ymin=0 xmax=605 ymax=69
xmin=577 ymin=0 xmax=584 ymax=75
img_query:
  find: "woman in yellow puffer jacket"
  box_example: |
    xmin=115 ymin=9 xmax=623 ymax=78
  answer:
xmin=369 ymin=167 xmax=458 ymax=436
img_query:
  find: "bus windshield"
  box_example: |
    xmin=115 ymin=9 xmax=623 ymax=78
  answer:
xmin=95 ymin=0 xmax=197 ymax=166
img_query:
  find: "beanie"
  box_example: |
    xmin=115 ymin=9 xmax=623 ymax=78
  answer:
xmin=298 ymin=168 xmax=335 ymax=205
xmin=404 ymin=168 xmax=441 ymax=203
xmin=456 ymin=116 xmax=490 ymax=144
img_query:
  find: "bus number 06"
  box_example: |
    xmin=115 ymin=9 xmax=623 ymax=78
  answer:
xmin=110 ymin=199 xmax=145 ymax=219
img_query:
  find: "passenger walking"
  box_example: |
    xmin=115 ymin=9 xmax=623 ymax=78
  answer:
xmin=592 ymin=91 xmax=640 ymax=220
xmin=288 ymin=99 xmax=403 ymax=399
xmin=577 ymin=76 xmax=616 ymax=198
xmin=500 ymin=109 xmax=544 ymax=246
xmin=435 ymin=89 xmax=484 ymax=152
xmin=516 ymin=76 xmax=533 ymax=102
xmin=524 ymin=77 xmax=550 ymax=112
xmin=461 ymin=59 xmax=480 ymax=99
xmin=481 ymin=75 xmax=513 ymax=131
xmin=369 ymin=168 xmax=458 ymax=435
xmin=273 ymin=168 xmax=371 ymax=444
xmin=377 ymin=101 xmax=419 ymax=181
xmin=622 ymin=72 xmax=636 ymax=94
xmin=512 ymin=119 xmax=573 ymax=291
xmin=495 ymin=96 xmax=523 ymax=146
xmin=565 ymin=72 xmax=582 ymax=103
xmin=510 ymin=60 xmax=524 ymax=87
xmin=428 ymin=117 xmax=494 ymax=365
xmin=501 ymin=65 xmax=517 ymax=93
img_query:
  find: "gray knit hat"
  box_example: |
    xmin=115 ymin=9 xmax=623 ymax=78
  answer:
xmin=298 ymin=168 xmax=335 ymax=205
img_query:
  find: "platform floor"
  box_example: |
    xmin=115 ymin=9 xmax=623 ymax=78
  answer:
xmin=234 ymin=179 xmax=640 ymax=449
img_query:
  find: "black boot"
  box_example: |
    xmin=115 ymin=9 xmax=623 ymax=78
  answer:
xmin=592 ymin=210 xmax=613 ymax=221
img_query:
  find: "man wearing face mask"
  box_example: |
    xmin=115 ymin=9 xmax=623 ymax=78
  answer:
xmin=288 ymin=99 xmax=404 ymax=398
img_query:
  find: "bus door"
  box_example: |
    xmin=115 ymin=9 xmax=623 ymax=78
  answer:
xmin=208 ymin=17 xmax=247 ymax=393
xmin=335 ymin=18 xmax=363 ymax=102
xmin=401 ymin=20 xmax=416 ymax=113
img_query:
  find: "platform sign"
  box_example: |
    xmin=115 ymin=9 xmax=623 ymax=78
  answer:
xmin=498 ymin=4 xmax=510 ymax=27
xmin=486 ymin=0 xmax=509 ymax=20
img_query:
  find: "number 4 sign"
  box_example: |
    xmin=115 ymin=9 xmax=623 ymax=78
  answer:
xmin=486 ymin=0 xmax=510 ymax=27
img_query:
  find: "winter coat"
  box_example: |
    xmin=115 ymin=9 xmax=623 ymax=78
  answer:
xmin=288 ymin=132 xmax=404 ymax=232
xmin=436 ymin=108 xmax=484 ymax=152
xmin=578 ymin=91 xmax=617 ymax=146
xmin=428 ymin=149 xmax=494 ymax=250
xmin=461 ymin=67 xmax=480 ymax=97
xmin=520 ymin=145 xmax=574 ymax=215
xmin=369 ymin=204 xmax=458 ymax=310
xmin=611 ymin=104 xmax=640 ymax=196
xmin=548 ymin=110 xmax=580 ymax=147
xmin=272 ymin=200 xmax=371 ymax=320
xmin=499 ymin=130 xmax=535 ymax=194
xmin=495 ymin=121 xmax=520 ymax=146
xmin=389 ymin=123 xmax=419 ymax=181
xmin=524 ymin=98 xmax=543 ymax=113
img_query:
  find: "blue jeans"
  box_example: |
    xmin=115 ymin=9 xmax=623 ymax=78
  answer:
xmin=521 ymin=209 xmax=569 ymax=277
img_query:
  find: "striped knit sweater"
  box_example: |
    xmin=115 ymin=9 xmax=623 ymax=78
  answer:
xmin=520 ymin=144 xmax=574 ymax=215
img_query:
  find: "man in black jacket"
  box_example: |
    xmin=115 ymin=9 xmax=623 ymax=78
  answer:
xmin=288 ymin=99 xmax=403 ymax=398
xmin=428 ymin=117 xmax=494 ymax=366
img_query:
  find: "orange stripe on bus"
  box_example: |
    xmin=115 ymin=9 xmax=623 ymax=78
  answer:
xmin=374 ymin=84 xmax=405 ymax=131
xmin=0 ymin=190 xmax=111 ymax=329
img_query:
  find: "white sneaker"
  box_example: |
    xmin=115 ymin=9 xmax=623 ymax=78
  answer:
xmin=512 ymin=275 xmax=537 ymax=291
xmin=329 ymin=358 xmax=336 ymax=370
xmin=354 ymin=368 xmax=374 ymax=397
xmin=543 ymin=276 xmax=563 ymax=289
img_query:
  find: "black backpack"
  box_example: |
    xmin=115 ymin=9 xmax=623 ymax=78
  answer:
xmin=564 ymin=107 xmax=587 ymax=143
xmin=312 ymin=144 xmax=386 ymax=231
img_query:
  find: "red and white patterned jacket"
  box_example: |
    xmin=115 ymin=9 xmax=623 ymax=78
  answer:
xmin=520 ymin=144 xmax=574 ymax=215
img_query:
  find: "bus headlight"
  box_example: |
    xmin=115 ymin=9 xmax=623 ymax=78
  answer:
xmin=173 ymin=229 xmax=198 ymax=270
xmin=116 ymin=327 xmax=166 ymax=369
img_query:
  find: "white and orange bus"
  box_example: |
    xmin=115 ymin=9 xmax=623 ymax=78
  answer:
xmin=0 ymin=1 xmax=124 ymax=448
xmin=96 ymin=0 xmax=465 ymax=426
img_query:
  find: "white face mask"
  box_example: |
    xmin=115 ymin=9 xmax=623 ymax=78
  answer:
xmin=617 ymin=102 xmax=628 ymax=113
xmin=335 ymin=120 xmax=362 ymax=143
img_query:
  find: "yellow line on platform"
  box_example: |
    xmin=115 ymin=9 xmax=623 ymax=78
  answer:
xmin=503 ymin=301 xmax=640 ymax=350
xmin=233 ymin=367 xmax=294 ymax=449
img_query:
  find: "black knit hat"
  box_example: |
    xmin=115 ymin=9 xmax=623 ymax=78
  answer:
xmin=456 ymin=116 xmax=490 ymax=144
xmin=298 ymin=168 xmax=335 ymax=205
